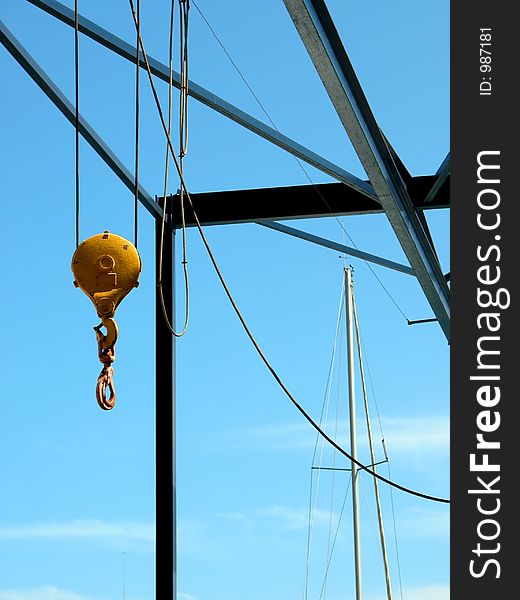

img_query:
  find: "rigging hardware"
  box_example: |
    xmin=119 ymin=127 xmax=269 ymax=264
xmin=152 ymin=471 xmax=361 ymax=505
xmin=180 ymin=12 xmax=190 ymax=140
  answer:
xmin=71 ymin=230 xmax=141 ymax=410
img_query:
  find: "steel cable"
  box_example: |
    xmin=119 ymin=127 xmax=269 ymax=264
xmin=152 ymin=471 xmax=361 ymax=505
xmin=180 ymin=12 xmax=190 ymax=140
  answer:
xmin=133 ymin=0 xmax=140 ymax=248
xmin=127 ymin=1 xmax=449 ymax=504
xmin=74 ymin=0 xmax=80 ymax=247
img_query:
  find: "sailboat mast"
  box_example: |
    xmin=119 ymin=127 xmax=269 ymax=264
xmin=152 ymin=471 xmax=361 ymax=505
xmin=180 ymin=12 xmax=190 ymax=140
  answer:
xmin=345 ymin=267 xmax=362 ymax=600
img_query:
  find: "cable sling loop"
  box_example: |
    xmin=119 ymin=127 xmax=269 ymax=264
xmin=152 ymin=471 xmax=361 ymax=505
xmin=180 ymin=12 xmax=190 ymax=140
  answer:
xmin=128 ymin=4 xmax=449 ymax=505
xmin=156 ymin=0 xmax=190 ymax=338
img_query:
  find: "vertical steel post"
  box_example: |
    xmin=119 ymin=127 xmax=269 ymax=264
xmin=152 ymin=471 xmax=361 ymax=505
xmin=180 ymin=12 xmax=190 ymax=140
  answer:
xmin=156 ymin=198 xmax=176 ymax=600
xmin=345 ymin=267 xmax=362 ymax=600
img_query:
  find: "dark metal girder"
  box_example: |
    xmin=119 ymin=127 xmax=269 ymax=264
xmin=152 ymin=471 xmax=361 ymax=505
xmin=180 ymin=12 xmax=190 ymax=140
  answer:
xmin=155 ymin=201 xmax=175 ymax=600
xmin=164 ymin=175 xmax=449 ymax=228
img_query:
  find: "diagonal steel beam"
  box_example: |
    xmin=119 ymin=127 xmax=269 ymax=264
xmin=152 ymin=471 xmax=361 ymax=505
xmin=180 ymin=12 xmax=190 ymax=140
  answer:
xmin=0 ymin=19 xmax=161 ymax=220
xmin=282 ymin=0 xmax=450 ymax=340
xmin=28 ymin=0 xmax=377 ymax=201
xmin=258 ymin=221 xmax=415 ymax=276
xmin=424 ymin=152 xmax=450 ymax=204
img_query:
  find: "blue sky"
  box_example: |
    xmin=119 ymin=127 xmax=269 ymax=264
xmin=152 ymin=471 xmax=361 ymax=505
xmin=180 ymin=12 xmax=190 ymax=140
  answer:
xmin=0 ymin=1 xmax=449 ymax=599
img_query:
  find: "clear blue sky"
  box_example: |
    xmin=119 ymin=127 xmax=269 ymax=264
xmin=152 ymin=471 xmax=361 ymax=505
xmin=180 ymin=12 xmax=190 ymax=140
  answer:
xmin=0 ymin=1 xmax=449 ymax=600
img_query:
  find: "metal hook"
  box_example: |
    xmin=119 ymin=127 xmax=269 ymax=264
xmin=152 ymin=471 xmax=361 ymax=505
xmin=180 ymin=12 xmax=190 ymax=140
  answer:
xmin=94 ymin=324 xmax=117 ymax=410
xmin=94 ymin=317 xmax=118 ymax=352
xmin=96 ymin=364 xmax=116 ymax=410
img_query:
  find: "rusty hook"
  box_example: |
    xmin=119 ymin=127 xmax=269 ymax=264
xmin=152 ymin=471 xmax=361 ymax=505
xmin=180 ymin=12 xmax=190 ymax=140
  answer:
xmin=96 ymin=364 xmax=116 ymax=410
xmin=94 ymin=324 xmax=117 ymax=410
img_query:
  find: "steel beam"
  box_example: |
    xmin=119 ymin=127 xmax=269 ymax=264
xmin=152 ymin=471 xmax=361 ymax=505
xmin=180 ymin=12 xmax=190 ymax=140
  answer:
xmin=424 ymin=152 xmax=450 ymax=204
xmin=28 ymin=0 xmax=377 ymax=200
xmin=0 ymin=19 xmax=162 ymax=220
xmin=165 ymin=175 xmax=448 ymax=229
xmin=259 ymin=221 xmax=414 ymax=276
xmin=282 ymin=0 xmax=450 ymax=339
xmin=155 ymin=200 xmax=176 ymax=600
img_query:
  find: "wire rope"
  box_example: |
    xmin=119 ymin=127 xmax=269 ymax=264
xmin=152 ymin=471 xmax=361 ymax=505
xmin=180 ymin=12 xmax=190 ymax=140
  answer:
xmin=74 ymin=0 xmax=80 ymax=248
xmin=133 ymin=0 xmax=141 ymax=248
xmin=127 ymin=3 xmax=449 ymax=504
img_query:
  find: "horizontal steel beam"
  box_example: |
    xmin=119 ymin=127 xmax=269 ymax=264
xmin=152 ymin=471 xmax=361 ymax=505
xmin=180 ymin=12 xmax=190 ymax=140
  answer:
xmin=164 ymin=175 xmax=448 ymax=228
xmin=0 ymin=19 xmax=161 ymax=220
xmin=28 ymin=0 xmax=377 ymax=200
xmin=283 ymin=0 xmax=450 ymax=340
xmin=259 ymin=221 xmax=414 ymax=276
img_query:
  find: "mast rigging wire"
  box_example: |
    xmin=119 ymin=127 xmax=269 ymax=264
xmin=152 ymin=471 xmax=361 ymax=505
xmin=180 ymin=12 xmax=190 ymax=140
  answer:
xmin=317 ymin=477 xmax=352 ymax=600
xmin=126 ymin=1 xmax=449 ymax=504
xmin=303 ymin=279 xmax=344 ymax=600
xmin=321 ymin=320 xmax=343 ymax=600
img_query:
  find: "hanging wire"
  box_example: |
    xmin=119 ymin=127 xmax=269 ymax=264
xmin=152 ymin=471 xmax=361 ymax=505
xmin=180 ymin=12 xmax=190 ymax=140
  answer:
xmin=126 ymin=1 xmax=449 ymax=504
xmin=133 ymin=0 xmax=140 ymax=248
xmin=158 ymin=0 xmax=190 ymax=337
xmin=179 ymin=0 xmax=189 ymax=159
xmin=191 ymin=1 xmax=410 ymax=323
xmin=74 ymin=0 xmax=80 ymax=247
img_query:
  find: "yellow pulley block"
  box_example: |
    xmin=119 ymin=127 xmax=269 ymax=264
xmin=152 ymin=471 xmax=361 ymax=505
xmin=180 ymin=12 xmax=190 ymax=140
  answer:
xmin=71 ymin=230 xmax=142 ymax=410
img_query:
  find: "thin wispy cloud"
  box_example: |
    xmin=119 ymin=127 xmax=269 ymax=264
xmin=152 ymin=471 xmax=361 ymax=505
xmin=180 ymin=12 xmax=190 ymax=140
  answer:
xmin=217 ymin=505 xmax=336 ymax=532
xmin=256 ymin=505 xmax=334 ymax=530
xmin=378 ymin=416 xmax=449 ymax=453
xmin=0 ymin=520 xmax=154 ymax=544
xmin=216 ymin=415 xmax=449 ymax=457
xmin=399 ymin=506 xmax=450 ymax=539
xmin=368 ymin=584 xmax=449 ymax=600
xmin=0 ymin=587 xmax=89 ymax=600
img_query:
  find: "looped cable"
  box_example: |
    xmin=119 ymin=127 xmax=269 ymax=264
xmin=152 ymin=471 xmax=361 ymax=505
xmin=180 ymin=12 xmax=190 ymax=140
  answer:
xmin=157 ymin=0 xmax=190 ymax=338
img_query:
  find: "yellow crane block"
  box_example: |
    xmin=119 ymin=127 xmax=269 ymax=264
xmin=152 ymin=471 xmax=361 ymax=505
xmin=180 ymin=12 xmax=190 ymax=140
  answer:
xmin=71 ymin=230 xmax=141 ymax=349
